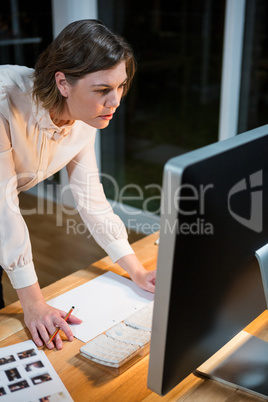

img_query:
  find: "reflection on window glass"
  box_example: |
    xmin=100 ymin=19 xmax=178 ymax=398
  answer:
xmin=0 ymin=0 xmax=52 ymax=67
xmin=100 ymin=0 xmax=225 ymax=214
xmin=238 ymin=0 xmax=268 ymax=133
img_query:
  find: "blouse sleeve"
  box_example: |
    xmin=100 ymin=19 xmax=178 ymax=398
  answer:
xmin=66 ymin=131 xmax=134 ymax=263
xmin=0 ymin=114 xmax=37 ymax=288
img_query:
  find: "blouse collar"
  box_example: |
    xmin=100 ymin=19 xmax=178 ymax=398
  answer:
xmin=32 ymin=100 xmax=75 ymax=141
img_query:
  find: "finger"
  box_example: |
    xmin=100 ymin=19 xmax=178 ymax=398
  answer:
xmin=29 ymin=324 xmax=44 ymax=348
xmin=56 ymin=318 xmax=74 ymax=342
xmin=59 ymin=309 xmax=82 ymax=325
xmin=41 ymin=316 xmax=63 ymax=350
xmin=148 ymin=272 xmax=156 ymax=287
xmin=67 ymin=314 xmax=83 ymax=324
xmin=146 ymin=282 xmax=155 ymax=293
xmin=46 ymin=325 xmax=64 ymax=350
xmin=36 ymin=323 xmax=55 ymax=350
xmin=52 ymin=332 xmax=64 ymax=350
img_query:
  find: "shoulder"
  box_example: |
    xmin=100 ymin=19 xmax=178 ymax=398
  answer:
xmin=0 ymin=65 xmax=35 ymax=93
xmin=73 ymin=120 xmax=97 ymax=140
xmin=0 ymin=66 xmax=35 ymax=119
xmin=64 ymin=121 xmax=97 ymax=154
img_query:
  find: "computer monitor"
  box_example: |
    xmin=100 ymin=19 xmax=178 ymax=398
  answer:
xmin=147 ymin=125 xmax=268 ymax=397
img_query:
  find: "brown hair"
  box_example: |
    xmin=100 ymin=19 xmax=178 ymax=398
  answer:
xmin=32 ymin=19 xmax=136 ymax=117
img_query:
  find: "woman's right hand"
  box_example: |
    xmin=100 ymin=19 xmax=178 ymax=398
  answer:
xmin=16 ymin=282 xmax=82 ymax=350
xmin=23 ymin=299 xmax=82 ymax=350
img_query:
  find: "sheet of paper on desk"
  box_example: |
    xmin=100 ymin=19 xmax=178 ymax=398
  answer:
xmin=47 ymin=271 xmax=154 ymax=343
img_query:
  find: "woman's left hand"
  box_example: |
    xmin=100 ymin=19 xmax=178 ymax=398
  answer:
xmin=132 ymin=268 xmax=156 ymax=293
xmin=117 ymin=254 xmax=156 ymax=293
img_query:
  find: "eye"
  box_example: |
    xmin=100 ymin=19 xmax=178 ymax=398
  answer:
xmin=119 ymin=82 xmax=128 ymax=96
xmin=119 ymin=82 xmax=127 ymax=91
xmin=94 ymin=88 xmax=110 ymax=95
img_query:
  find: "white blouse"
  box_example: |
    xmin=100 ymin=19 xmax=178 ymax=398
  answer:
xmin=0 ymin=65 xmax=134 ymax=289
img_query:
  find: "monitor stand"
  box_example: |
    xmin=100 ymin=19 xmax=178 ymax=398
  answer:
xmin=195 ymin=330 xmax=268 ymax=400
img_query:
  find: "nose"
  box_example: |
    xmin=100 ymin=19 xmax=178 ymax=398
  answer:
xmin=105 ymin=90 xmax=121 ymax=109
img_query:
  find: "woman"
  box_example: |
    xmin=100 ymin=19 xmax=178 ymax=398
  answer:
xmin=0 ymin=19 xmax=156 ymax=350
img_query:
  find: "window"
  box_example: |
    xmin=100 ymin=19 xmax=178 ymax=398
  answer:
xmin=0 ymin=0 xmax=52 ymax=67
xmin=238 ymin=0 xmax=268 ymax=133
xmin=99 ymin=0 xmax=225 ymax=221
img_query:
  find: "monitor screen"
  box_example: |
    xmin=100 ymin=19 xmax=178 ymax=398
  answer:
xmin=147 ymin=125 xmax=268 ymax=396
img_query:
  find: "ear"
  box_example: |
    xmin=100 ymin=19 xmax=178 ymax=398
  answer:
xmin=55 ymin=71 xmax=69 ymax=97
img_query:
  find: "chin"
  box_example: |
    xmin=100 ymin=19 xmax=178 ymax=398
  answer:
xmin=89 ymin=121 xmax=110 ymax=130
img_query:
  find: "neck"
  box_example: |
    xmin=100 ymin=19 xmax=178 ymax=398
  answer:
xmin=50 ymin=111 xmax=74 ymax=127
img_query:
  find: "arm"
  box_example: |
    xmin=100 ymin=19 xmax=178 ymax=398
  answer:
xmin=0 ymin=116 xmax=81 ymax=349
xmin=66 ymin=133 xmax=156 ymax=292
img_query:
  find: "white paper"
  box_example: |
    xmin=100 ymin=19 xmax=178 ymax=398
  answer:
xmin=47 ymin=272 xmax=154 ymax=343
xmin=0 ymin=340 xmax=72 ymax=401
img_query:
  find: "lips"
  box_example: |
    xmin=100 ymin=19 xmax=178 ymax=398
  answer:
xmin=99 ymin=114 xmax=114 ymax=120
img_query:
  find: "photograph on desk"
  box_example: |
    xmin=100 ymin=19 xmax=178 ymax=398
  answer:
xmin=0 ymin=340 xmax=73 ymax=401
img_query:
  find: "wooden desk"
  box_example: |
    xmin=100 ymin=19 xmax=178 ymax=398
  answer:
xmin=1 ymin=232 xmax=268 ymax=401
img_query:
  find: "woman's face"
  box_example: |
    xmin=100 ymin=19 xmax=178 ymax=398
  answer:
xmin=56 ymin=61 xmax=128 ymax=129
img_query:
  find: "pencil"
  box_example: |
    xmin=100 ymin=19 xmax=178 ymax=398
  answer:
xmin=47 ymin=306 xmax=75 ymax=345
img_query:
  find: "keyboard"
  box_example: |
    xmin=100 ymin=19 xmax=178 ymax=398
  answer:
xmin=80 ymin=302 xmax=154 ymax=369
